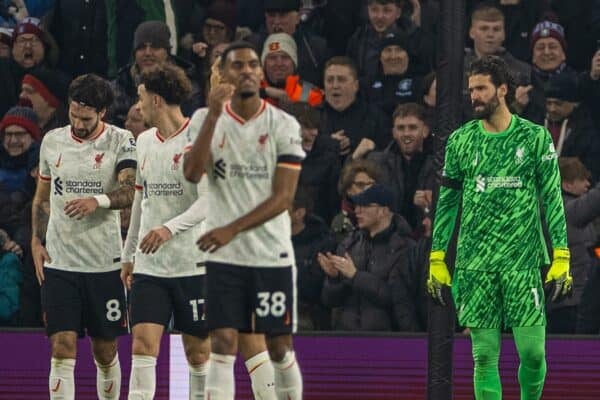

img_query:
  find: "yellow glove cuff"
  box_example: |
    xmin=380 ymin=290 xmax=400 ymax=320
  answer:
xmin=430 ymin=250 xmax=446 ymax=263
xmin=553 ymin=248 xmax=570 ymax=261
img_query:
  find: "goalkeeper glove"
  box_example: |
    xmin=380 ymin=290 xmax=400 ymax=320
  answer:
xmin=427 ymin=250 xmax=452 ymax=306
xmin=544 ymin=248 xmax=573 ymax=303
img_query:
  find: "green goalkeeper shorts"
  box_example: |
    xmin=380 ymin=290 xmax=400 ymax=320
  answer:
xmin=452 ymin=268 xmax=546 ymax=329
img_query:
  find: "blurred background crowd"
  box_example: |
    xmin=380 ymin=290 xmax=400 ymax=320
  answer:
xmin=1 ymin=0 xmax=600 ymax=335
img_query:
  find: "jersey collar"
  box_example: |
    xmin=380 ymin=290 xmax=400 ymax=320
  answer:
xmin=70 ymin=122 xmax=106 ymax=143
xmin=225 ymin=100 xmax=266 ymax=125
xmin=155 ymin=118 xmax=190 ymax=142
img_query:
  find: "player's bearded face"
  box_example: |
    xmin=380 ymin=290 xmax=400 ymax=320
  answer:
xmin=222 ymin=49 xmax=263 ymax=98
xmin=471 ymin=89 xmax=500 ymax=120
xmin=72 ymin=116 xmax=100 ymax=138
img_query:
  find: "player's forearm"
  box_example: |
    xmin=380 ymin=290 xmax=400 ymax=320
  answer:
xmin=184 ymin=111 xmax=219 ymax=183
xmin=122 ymin=190 xmax=142 ymax=263
xmin=105 ymin=167 xmax=136 ymax=209
xmin=31 ymin=180 xmax=51 ymax=243
xmin=431 ymin=186 xmax=461 ymax=252
xmin=31 ymin=199 xmax=50 ymax=242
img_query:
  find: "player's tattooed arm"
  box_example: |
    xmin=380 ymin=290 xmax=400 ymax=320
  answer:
xmin=106 ymin=167 xmax=136 ymax=209
xmin=31 ymin=179 xmax=51 ymax=242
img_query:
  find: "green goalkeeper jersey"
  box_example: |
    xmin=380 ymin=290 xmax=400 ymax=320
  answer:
xmin=431 ymin=115 xmax=567 ymax=272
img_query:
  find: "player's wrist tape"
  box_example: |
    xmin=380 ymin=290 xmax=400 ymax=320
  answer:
xmin=553 ymin=248 xmax=570 ymax=261
xmin=430 ymin=250 xmax=446 ymax=263
xmin=94 ymin=194 xmax=111 ymax=208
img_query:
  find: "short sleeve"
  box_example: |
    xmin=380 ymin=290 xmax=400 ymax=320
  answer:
xmin=116 ymin=130 xmax=137 ymax=172
xmin=275 ymin=114 xmax=305 ymax=170
xmin=38 ymin=135 xmax=51 ymax=182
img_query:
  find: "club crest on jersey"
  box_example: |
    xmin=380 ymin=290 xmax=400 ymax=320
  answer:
xmin=93 ymin=152 xmax=105 ymax=169
xmin=257 ymin=133 xmax=269 ymax=152
xmin=172 ymin=152 xmax=183 ymax=170
xmin=515 ymin=147 xmax=525 ymax=164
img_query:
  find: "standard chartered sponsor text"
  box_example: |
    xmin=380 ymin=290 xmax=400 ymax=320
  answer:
xmin=65 ymin=180 xmax=103 ymax=194
xmin=230 ymin=164 xmax=269 ymax=180
xmin=148 ymin=182 xmax=184 ymax=196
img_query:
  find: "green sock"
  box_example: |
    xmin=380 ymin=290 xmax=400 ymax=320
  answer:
xmin=470 ymin=328 xmax=502 ymax=400
xmin=513 ymin=325 xmax=547 ymax=400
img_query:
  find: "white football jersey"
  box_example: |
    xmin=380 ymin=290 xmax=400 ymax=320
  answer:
xmin=38 ymin=123 xmax=136 ymax=272
xmin=198 ymin=100 xmax=305 ymax=267
xmin=133 ymin=118 xmax=207 ymax=277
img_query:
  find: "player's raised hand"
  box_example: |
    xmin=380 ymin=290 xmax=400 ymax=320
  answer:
xmin=427 ymin=250 xmax=452 ymax=306
xmin=120 ymin=262 xmax=134 ymax=290
xmin=197 ymin=225 xmax=238 ymax=253
xmin=544 ymin=248 xmax=573 ymax=303
xmin=31 ymin=238 xmax=51 ymax=285
xmin=64 ymin=197 xmax=99 ymax=219
xmin=139 ymin=226 xmax=173 ymax=254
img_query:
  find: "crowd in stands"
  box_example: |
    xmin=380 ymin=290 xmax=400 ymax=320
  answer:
xmin=1 ymin=0 xmax=600 ymax=335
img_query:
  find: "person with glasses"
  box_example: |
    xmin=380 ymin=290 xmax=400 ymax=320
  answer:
xmin=319 ymin=183 xmax=415 ymax=331
xmin=330 ymin=159 xmax=381 ymax=243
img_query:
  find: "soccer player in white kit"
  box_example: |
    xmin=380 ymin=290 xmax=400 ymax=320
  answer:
xmin=120 ymin=64 xmax=211 ymax=400
xmin=184 ymin=42 xmax=305 ymax=400
xmin=31 ymin=74 xmax=137 ymax=400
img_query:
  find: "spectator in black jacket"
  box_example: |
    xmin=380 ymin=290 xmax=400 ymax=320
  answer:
xmin=320 ymin=56 xmax=391 ymax=157
xmin=0 ymin=27 xmax=12 ymax=59
xmin=544 ymin=72 xmax=600 ymax=181
xmin=244 ymin=0 xmax=330 ymax=86
xmin=285 ymin=102 xmax=340 ymax=224
xmin=577 ymin=48 xmax=600 ymax=130
xmin=351 ymin=103 xmax=435 ymax=236
xmin=291 ymin=187 xmax=336 ymax=331
xmin=552 ymin=158 xmax=600 ymax=334
xmin=48 ymin=0 xmax=108 ymax=77
xmin=360 ymin=32 xmax=424 ymax=118
xmin=319 ymin=184 xmax=415 ymax=331
xmin=346 ymin=0 xmax=434 ymax=79
xmin=110 ymin=21 xmax=202 ymax=128
xmin=390 ymin=236 xmax=429 ymax=332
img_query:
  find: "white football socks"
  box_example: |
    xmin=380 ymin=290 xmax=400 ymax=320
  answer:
xmin=245 ymin=351 xmax=277 ymax=400
xmin=95 ymin=353 xmax=121 ymax=399
xmin=49 ymin=357 xmax=76 ymax=400
xmin=188 ymin=361 xmax=209 ymax=400
xmin=272 ymin=351 xmax=303 ymax=400
xmin=204 ymin=353 xmax=236 ymax=400
xmin=128 ymin=355 xmax=156 ymax=400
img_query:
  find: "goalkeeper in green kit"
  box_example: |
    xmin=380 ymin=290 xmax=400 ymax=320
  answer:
xmin=428 ymin=56 xmax=572 ymax=400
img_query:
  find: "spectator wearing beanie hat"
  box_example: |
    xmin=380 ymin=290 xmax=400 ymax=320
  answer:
xmin=0 ymin=17 xmax=60 ymax=118
xmin=543 ymin=72 xmax=600 ymax=181
xmin=0 ymin=106 xmax=41 ymax=225
xmin=244 ymin=0 xmax=330 ymax=86
xmin=531 ymin=20 xmax=567 ymax=73
xmin=260 ymin=32 xmax=323 ymax=108
xmin=360 ymin=32 xmax=424 ymax=118
xmin=11 ymin=17 xmax=59 ymax=69
xmin=0 ymin=27 xmax=13 ymax=58
xmin=517 ymin=19 xmax=578 ymax=125
xmin=111 ymin=20 xmax=201 ymax=128
xmin=19 ymin=67 xmax=70 ymax=135
xmin=202 ymin=0 xmax=237 ymax=47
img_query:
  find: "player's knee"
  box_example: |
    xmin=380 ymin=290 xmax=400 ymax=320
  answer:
xmin=91 ymin=338 xmax=118 ymax=365
xmin=266 ymin=334 xmax=292 ymax=362
xmin=131 ymin=333 xmax=160 ymax=357
xmin=184 ymin=341 xmax=210 ymax=366
xmin=210 ymin=329 xmax=238 ymax=355
xmin=51 ymin=333 xmax=77 ymax=359
xmin=519 ymin=345 xmax=545 ymax=368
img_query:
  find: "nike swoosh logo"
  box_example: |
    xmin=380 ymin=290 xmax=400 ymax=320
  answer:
xmin=55 ymin=154 xmax=62 ymax=168
xmin=51 ymin=379 xmax=61 ymax=392
xmin=104 ymin=382 xmax=114 ymax=393
xmin=218 ymin=135 xmax=226 ymax=149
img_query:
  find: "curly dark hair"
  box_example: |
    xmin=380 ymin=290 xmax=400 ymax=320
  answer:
xmin=468 ymin=55 xmax=516 ymax=105
xmin=138 ymin=64 xmax=193 ymax=105
xmin=68 ymin=74 xmax=114 ymax=112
